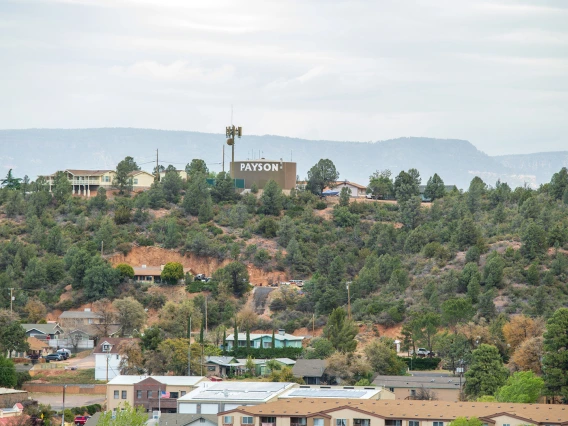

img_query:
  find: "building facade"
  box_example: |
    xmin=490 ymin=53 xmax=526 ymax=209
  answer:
xmin=93 ymin=338 xmax=139 ymax=381
xmin=225 ymin=330 xmax=303 ymax=350
xmin=371 ymin=376 xmax=462 ymax=402
xmin=106 ymin=375 xmax=206 ymax=412
xmin=218 ymin=398 xmax=568 ymax=426
xmin=231 ymin=160 xmax=297 ymax=190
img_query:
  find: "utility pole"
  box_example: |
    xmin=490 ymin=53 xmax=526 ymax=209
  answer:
xmin=9 ymin=288 xmax=14 ymax=318
xmin=106 ymin=347 xmax=110 ymax=382
xmin=188 ymin=316 xmax=192 ymax=376
xmin=312 ymin=313 xmax=315 ymax=337
xmin=156 ymin=149 xmax=159 ymax=181
xmin=225 ymin=125 xmax=242 ymax=178
xmin=222 ymin=145 xmax=225 ymax=173
xmin=205 ymin=296 xmax=208 ymax=334
xmin=61 ymin=385 xmax=67 ymax=426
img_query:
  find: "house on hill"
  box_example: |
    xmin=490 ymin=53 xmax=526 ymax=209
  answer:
xmin=292 ymin=359 xmax=327 ymax=385
xmin=224 ymin=330 xmax=304 ymax=350
xmin=329 ymin=180 xmax=367 ymax=197
xmin=372 ymin=374 xmax=463 ymax=401
xmin=38 ymin=169 xmax=155 ymax=197
xmin=93 ymin=337 xmax=139 ymax=381
xmin=133 ymin=264 xmax=194 ymax=283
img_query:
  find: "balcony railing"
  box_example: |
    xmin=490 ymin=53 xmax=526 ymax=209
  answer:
xmin=70 ymin=179 xmax=103 ymax=185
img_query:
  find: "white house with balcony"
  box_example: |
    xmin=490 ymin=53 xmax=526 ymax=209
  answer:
xmin=224 ymin=330 xmax=304 ymax=350
xmin=39 ymin=169 xmax=155 ymax=197
xmin=93 ymin=338 xmax=137 ymax=381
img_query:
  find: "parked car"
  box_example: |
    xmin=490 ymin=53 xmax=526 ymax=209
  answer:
xmin=74 ymin=416 xmax=90 ymax=425
xmin=194 ymin=273 xmax=206 ymax=281
xmin=415 ymin=348 xmax=433 ymax=356
xmin=57 ymin=349 xmax=71 ymax=359
xmin=44 ymin=353 xmax=63 ymax=361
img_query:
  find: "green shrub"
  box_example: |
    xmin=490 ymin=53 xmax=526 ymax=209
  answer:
xmin=315 ymin=201 xmax=327 ymax=210
xmin=399 ymin=357 xmax=442 ymax=370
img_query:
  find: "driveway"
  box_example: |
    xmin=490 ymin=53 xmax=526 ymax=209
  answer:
xmin=67 ymin=354 xmax=95 ymax=369
xmin=29 ymin=393 xmax=105 ymax=410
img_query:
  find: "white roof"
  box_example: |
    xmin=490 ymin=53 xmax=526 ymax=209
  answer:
xmin=226 ymin=333 xmax=303 ymax=341
xmin=107 ymin=375 xmax=206 ymax=386
xmin=279 ymin=385 xmax=384 ymax=400
xmin=178 ymin=381 xmax=295 ymax=403
xmin=0 ymin=388 xmax=27 ymax=395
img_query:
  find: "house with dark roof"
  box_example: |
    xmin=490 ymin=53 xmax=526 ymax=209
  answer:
xmin=292 ymin=359 xmax=327 ymax=385
xmin=20 ymin=323 xmax=63 ymax=340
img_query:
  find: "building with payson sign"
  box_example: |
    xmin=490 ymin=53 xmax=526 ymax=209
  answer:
xmin=231 ymin=160 xmax=296 ymax=190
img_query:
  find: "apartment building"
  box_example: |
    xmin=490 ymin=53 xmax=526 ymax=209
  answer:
xmin=218 ymin=398 xmax=568 ymax=426
xmin=371 ymin=376 xmax=462 ymax=402
xmin=106 ymin=375 xmax=206 ymax=412
xmin=39 ymin=169 xmax=155 ymax=196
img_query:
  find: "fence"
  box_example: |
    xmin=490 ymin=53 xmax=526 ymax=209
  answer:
xmin=21 ymin=383 xmax=107 ymax=394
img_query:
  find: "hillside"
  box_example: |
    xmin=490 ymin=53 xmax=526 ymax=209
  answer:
xmin=1 ymin=128 xmax=563 ymax=189
xmin=1 ymin=158 xmax=568 ymax=392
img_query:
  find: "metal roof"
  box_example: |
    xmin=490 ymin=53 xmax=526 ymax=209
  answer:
xmin=178 ymin=382 xmax=295 ymax=403
xmin=288 ymin=389 xmax=367 ymax=398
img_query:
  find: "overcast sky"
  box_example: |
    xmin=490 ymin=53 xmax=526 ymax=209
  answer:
xmin=1 ymin=0 xmax=567 ymax=155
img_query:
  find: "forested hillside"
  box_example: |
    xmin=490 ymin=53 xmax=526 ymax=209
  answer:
xmin=1 ymin=159 xmax=568 ymax=401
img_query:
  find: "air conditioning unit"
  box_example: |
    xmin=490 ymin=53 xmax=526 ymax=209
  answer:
xmin=153 ymin=411 xmax=161 ymax=420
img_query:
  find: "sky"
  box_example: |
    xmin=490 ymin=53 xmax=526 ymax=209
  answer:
xmin=1 ymin=0 xmax=567 ymax=155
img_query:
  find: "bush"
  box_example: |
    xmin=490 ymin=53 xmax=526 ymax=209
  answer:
xmin=315 ymin=201 xmax=327 ymax=210
xmin=229 ymin=347 xmax=303 ymax=360
xmin=399 ymin=357 xmax=442 ymax=370
xmin=15 ymin=371 xmax=31 ymax=389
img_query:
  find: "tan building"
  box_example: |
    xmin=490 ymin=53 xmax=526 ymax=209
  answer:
xmin=39 ymin=169 xmax=155 ymax=197
xmin=372 ymin=376 xmax=462 ymax=402
xmin=106 ymin=375 xmax=206 ymax=412
xmin=231 ymin=160 xmax=297 ymax=190
xmin=133 ymin=265 xmax=194 ymax=284
xmin=218 ymin=398 xmax=568 ymax=426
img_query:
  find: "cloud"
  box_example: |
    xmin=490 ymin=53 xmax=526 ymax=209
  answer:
xmin=109 ymin=61 xmax=235 ymax=82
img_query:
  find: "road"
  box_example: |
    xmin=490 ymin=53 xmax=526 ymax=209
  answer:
xmin=67 ymin=353 xmax=95 ymax=369
xmin=29 ymin=393 xmax=105 ymax=410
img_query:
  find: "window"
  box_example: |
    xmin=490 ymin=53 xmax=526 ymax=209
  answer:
xmin=181 ymin=391 xmax=186 ymax=396
xmin=291 ymin=418 xmax=306 ymax=426
xmin=116 ymin=355 xmax=119 ymax=360
xmin=386 ymin=421 xmax=401 ymax=426
xmin=313 ymin=420 xmax=324 ymax=426
xmin=433 ymin=422 xmax=444 ymax=426
xmin=354 ymin=420 xmax=370 ymax=426
xmin=103 ymin=344 xmax=110 ymax=352
xmin=170 ymin=392 xmax=179 ymax=399
xmin=136 ymin=390 xmax=142 ymax=399
xmin=121 ymin=390 xmax=127 ymax=399
xmin=238 ymin=340 xmax=247 ymax=347
xmin=88 ymin=319 xmax=93 ymax=324
xmin=223 ymin=416 xmax=234 ymax=425
xmin=410 ymin=389 xmax=416 ymax=396
xmin=134 ymin=178 xmax=138 ymax=184
xmin=242 ymin=417 xmax=254 ymax=424
xmin=114 ymin=391 xmax=119 ymax=399
xmin=208 ymin=366 xmax=217 ymax=371
xmin=336 ymin=420 xmax=348 ymax=426
xmin=263 ymin=342 xmax=272 ymax=348
xmin=147 ymin=390 xmax=152 ymax=398
xmin=502 ymin=424 xmax=510 ymax=426
xmin=409 ymin=422 xmax=420 ymax=426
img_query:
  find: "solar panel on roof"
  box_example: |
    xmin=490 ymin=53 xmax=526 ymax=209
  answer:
xmin=289 ymin=389 xmax=367 ymax=398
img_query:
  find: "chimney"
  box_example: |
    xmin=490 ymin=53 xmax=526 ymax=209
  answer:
xmin=278 ymin=329 xmax=285 ymax=336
